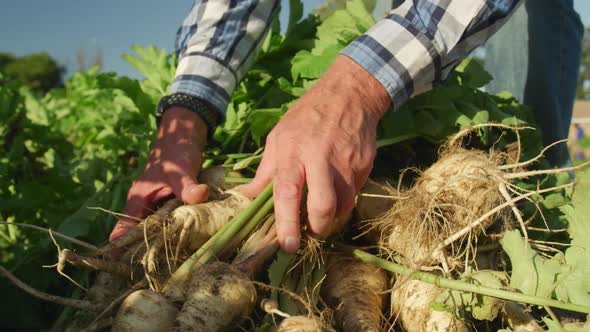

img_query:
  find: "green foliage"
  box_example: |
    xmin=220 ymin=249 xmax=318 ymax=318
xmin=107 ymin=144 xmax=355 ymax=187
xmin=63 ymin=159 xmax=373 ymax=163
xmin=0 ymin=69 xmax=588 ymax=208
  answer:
xmin=500 ymin=171 xmax=590 ymax=308
xmin=121 ymin=45 xmax=177 ymax=102
xmin=0 ymin=52 xmax=64 ymax=92
xmin=0 ymin=47 xmax=164 ymax=329
xmin=501 ymin=231 xmax=563 ymax=298
xmin=0 ymin=52 xmax=15 ymax=68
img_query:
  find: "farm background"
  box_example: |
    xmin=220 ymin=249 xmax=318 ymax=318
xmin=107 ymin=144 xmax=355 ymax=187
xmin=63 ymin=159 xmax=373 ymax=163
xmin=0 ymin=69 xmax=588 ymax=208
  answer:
xmin=1 ymin=0 xmax=590 ymax=329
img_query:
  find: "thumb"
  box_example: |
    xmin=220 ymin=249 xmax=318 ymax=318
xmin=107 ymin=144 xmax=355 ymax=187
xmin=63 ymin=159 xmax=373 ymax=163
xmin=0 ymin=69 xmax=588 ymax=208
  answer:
xmin=168 ymin=170 xmax=209 ymax=205
xmin=180 ymin=181 xmax=209 ymax=204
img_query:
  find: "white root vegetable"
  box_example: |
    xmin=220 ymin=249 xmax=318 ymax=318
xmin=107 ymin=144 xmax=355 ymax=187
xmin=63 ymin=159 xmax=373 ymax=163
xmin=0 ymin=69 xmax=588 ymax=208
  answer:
xmin=376 ymin=147 xmax=507 ymax=268
xmin=111 ymin=289 xmax=178 ymax=332
xmin=91 ymin=199 xmax=181 ymax=257
xmin=169 ymin=190 xmax=250 ymax=254
xmin=392 ymin=279 xmax=468 ymax=332
xmin=276 ymin=316 xmax=327 ymax=332
xmin=173 ymin=262 xmax=257 ymax=331
xmin=374 ymin=129 xmax=589 ymax=270
xmin=93 ymin=166 xmax=238 ymax=260
xmin=321 ymin=254 xmax=388 ymax=332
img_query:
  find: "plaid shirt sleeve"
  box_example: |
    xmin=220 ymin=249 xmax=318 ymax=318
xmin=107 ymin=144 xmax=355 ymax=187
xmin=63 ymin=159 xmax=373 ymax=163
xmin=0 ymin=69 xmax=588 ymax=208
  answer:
xmin=172 ymin=0 xmax=520 ymax=116
xmin=341 ymin=0 xmax=522 ymax=110
xmin=170 ymin=0 xmax=279 ymax=115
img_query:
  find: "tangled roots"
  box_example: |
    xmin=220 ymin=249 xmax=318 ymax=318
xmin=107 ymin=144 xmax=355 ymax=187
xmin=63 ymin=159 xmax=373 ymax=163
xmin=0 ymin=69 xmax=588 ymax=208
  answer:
xmin=376 ymin=146 xmax=507 ymax=268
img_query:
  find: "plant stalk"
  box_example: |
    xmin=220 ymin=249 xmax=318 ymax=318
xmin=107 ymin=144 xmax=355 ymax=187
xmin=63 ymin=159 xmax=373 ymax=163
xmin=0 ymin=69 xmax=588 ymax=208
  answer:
xmin=224 ymin=177 xmax=253 ymax=184
xmin=335 ymin=243 xmax=590 ymax=314
xmin=200 ymin=197 xmax=274 ymax=264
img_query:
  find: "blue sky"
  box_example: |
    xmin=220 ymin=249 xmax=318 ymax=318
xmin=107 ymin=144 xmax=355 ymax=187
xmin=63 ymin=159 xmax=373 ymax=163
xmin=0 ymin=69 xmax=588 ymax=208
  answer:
xmin=1 ymin=0 xmax=589 ymax=78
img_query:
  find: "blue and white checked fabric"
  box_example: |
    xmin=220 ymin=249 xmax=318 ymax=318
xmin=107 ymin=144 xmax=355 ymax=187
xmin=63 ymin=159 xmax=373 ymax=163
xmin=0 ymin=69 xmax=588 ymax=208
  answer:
xmin=171 ymin=0 xmax=522 ymax=117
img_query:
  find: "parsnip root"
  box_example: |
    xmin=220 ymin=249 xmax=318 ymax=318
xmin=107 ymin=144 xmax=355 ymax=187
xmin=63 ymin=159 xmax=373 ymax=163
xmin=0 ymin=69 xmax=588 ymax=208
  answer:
xmin=112 ymin=289 xmax=178 ymax=332
xmin=321 ymin=254 xmax=388 ymax=332
xmin=276 ymin=316 xmax=327 ymax=332
xmin=392 ymin=279 xmax=468 ymax=332
xmin=173 ymin=262 xmax=257 ymax=331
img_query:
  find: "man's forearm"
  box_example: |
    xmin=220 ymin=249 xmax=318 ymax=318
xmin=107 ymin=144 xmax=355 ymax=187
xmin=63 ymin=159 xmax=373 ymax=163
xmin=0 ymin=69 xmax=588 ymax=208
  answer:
xmin=319 ymin=56 xmax=391 ymax=123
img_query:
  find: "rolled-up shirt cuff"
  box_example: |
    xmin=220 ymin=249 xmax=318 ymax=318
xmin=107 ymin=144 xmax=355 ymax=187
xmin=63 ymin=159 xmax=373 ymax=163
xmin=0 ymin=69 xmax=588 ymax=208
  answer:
xmin=340 ymin=41 xmax=409 ymax=111
xmin=169 ymin=78 xmax=230 ymax=121
xmin=169 ymin=53 xmax=238 ymax=119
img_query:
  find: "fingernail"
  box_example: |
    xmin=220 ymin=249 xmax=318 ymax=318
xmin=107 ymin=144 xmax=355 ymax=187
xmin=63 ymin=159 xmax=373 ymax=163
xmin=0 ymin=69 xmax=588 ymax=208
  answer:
xmin=284 ymin=236 xmax=300 ymax=254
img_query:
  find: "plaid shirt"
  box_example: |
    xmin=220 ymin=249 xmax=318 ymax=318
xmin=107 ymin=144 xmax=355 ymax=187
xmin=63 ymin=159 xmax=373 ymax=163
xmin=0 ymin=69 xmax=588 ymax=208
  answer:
xmin=171 ymin=0 xmax=521 ymax=116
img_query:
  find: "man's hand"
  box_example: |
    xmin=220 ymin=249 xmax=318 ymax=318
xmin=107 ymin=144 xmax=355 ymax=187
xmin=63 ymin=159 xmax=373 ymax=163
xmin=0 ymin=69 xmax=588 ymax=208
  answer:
xmin=241 ymin=55 xmax=391 ymax=253
xmin=109 ymin=107 xmax=209 ymax=242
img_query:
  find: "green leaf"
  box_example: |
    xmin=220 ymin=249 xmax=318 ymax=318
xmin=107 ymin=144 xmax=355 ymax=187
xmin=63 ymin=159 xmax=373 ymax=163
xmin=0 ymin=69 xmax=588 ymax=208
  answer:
xmin=249 ymin=107 xmax=285 ymax=146
xmin=553 ymin=247 xmax=590 ymax=306
xmin=454 ymin=58 xmax=493 ymax=88
xmin=435 ymin=269 xmax=509 ymax=321
xmin=542 ymin=192 xmax=568 ymax=209
xmin=232 ymin=153 xmax=263 ymax=171
xmin=314 ymin=0 xmax=374 ymax=53
xmin=267 ymin=250 xmax=296 ymax=311
xmin=565 ymin=169 xmax=590 ymax=251
xmin=500 ymin=230 xmax=561 ymax=298
xmin=362 ymin=0 xmax=377 ymax=13
xmin=121 ymin=45 xmax=176 ymax=100
xmin=286 ymin=0 xmax=304 ymax=36
xmin=554 ymin=169 xmax=590 ymax=306
xmin=346 ymin=0 xmax=376 ymax=30
xmin=291 ymin=44 xmax=341 ymax=80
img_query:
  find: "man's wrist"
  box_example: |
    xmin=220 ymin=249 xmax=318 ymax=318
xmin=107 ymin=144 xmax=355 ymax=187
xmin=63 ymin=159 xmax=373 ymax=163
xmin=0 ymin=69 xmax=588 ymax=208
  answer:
xmin=159 ymin=107 xmax=208 ymax=150
xmin=322 ymin=55 xmax=392 ymax=123
xmin=157 ymin=93 xmax=220 ymax=137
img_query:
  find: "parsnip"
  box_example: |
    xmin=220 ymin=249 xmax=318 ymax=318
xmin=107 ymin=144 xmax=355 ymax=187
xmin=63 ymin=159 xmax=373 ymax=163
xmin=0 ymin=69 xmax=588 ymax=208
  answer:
xmin=321 ymin=254 xmax=388 ymax=332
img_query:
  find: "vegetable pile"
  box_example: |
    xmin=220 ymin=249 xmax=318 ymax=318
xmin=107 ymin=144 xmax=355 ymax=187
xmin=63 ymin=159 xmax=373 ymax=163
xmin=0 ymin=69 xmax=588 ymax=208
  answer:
xmin=2 ymin=0 xmax=590 ymax=331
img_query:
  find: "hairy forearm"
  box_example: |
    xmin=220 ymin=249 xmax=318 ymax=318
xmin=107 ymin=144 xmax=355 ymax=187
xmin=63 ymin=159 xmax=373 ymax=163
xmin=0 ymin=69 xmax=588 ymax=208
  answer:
xmin=318 ymin=55 xmax=392 ymax=124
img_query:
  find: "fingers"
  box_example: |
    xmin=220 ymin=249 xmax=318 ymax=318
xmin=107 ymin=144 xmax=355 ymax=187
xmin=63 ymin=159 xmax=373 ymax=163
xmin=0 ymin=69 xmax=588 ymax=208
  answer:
xmin=163 ymin=160 xmax=208 ymax=205
xmin=274 ymin=161 xmax=305 ymax=254
xmin=305 ymin=161 xmax=337 ymax=238
xmin=239 ymin=154 xmax=273 ymax=199
xmin=109 ymin=181 xmax=158 ymax=242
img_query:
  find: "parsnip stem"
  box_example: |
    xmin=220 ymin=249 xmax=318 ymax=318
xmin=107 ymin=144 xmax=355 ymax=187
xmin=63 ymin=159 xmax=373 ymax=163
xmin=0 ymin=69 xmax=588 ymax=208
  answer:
xmin=336 ymin=244 xmax=590 ymax=314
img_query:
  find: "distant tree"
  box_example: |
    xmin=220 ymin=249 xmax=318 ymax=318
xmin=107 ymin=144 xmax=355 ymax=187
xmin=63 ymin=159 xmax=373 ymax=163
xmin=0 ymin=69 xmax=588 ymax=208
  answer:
xmin=577 ymin=27 xmax=590 ymax=99
xmin=0 ymin=52 xmax=15 ymax=68
xmin=0 ymin=52 xmax=64 ymax=92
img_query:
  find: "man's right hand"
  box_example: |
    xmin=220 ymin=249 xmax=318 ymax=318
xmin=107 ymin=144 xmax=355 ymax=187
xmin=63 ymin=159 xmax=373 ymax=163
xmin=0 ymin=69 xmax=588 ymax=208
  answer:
xmin=109 ymin=107 xmax=209 ymax=242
